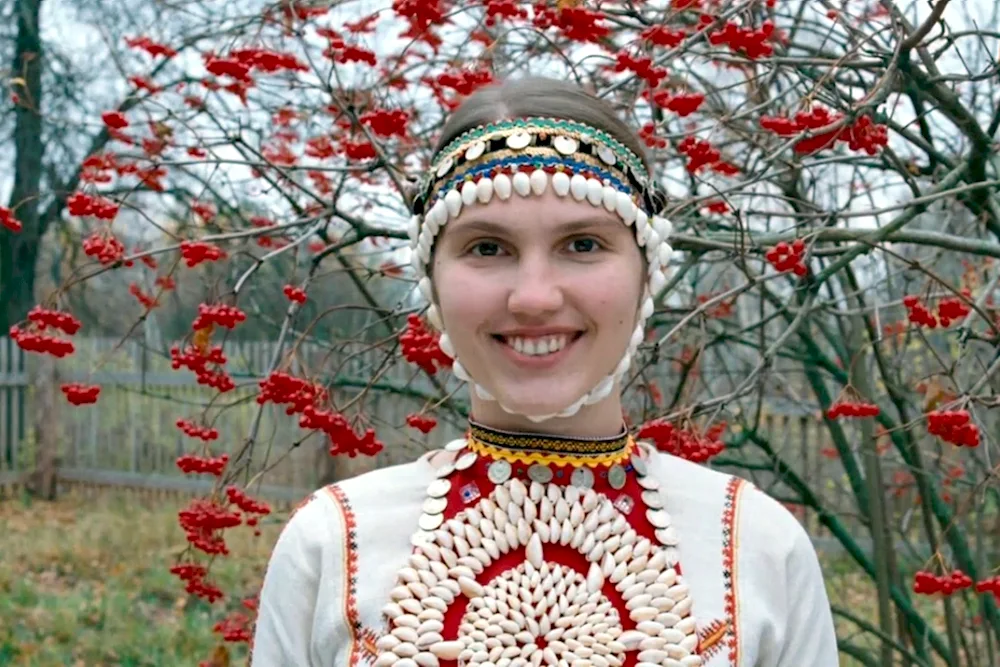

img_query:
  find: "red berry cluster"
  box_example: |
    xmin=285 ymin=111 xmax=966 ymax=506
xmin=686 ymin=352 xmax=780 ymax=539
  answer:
xmin=226 ymin=485 xmax=271 ymax=516
xmin=913 ymin=569 xmax=973 ymax=596
xmin=902 ymin=295 xmax=938 ymax=328
xmin=938 ymin=292 xmax=972 ymax=326
xmin=101 ymin=110 xmax=129 ymax=129
xmin=169 ymin=562 xmax=224 ymax=604
xmin=257 ymin=371 xmax=328 ymax=414
xmin=191 ymin=303 xmax=246 ymax=330
xmin=176 ymin=452 xmax=229 ymax=476
xmin=60 ymin=382 xmax=101 ymax=405
xmin=299 ymin=405 xmax=385 ymax=457
xmin=649 ymin=90 xmax=705 ymax=117
xmin=28 ymin=305 xmax=82 ymax=335
xmin=283 ymin=284 xmax=307 ymax=304
xmin=761 ymin=106 xmax=888 ymax=155
xmin=677 ymin=136 xmax=738 ymax=175
xmin=406 ymin=413 xmax=438 ymax=433
xmin=213 ymin=611 xmax=254 ymax=643
xmin=826 ymin=401 xmax=880 ymax=419
xmin=532 ymin=5 xmax=610 ymax=43
xmin=83 ymin=231 xmax=129 ymax=265
xmin=400 ymin=314 xmax=453 ymax=376
xmin=67 ymin=192 xmax=119 ymax=220
xmin=176 ymin=418 xmax=220 ymax=441
xmin=483 ymin=0 xmax=527 ymax=26
xmin=178 ymin=498 xmax=242 ymax=556
xmin=641 ymin=25 xmax=686 ymax=48
xmin=1 ymin=206 xmax=23 ymax=232
xmin=613 ymin=51 xmax=668 ymax=88
xmin=180 ymin=240 xmax=227 ymax=268
xmin=170 ymin=344 xmax=235 ymax=392
xmin=129 ymin=283 xmax=159 ymax=309
xmin=359 ymin=108 xmax=410 ymax=139
xmin=708 ymin=19 xmax=777 ymax=60
xmin=765 ymin=239 xmax=807 ymax=276
xmin=637 ymin=419 xmax=726 ymax=464
xmin=927 ymin=410 xmax=980 ymax=448
xmin=975 ymin=576 xmax=1000 ymax=597
xmin=639 ymin=123 xmax=668 ymax=149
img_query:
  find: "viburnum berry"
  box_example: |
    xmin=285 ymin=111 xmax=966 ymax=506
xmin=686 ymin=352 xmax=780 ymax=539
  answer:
xmin=359 ymin=108 xmax=410 ymax=139
xmin=406 ymin=413 xmax=438 ymax=433
xmin=938 ymin=290 xmax=972 ymax=327
xmin=169 ymin=562 xmax=224 ymax=603
xmin=67 ymin=192 xmax=119 ymax=220
xmin=176 ymin=418 xmax=220 ymax=441
xmin=9 ymin=325 xmax=76 ymax=357
xmin=214 ymin=610 xmax=254 ymax=643
xmin=83 ymin=231 xmax=129 ymax=266
xmin=913 ymin=569 xmax=973 ymax=596
xmin=1 ymin=206 xmax=23 ymax=232
xmin=176 ymin=452 xmax=228 ymax=475
xmin=765 ymin=239 xmax=807 ymax=276
xmin=283 ymin=284 xmax=307 ymax=304
xmin=226 ymin=485 xmax=271 ymax=516
xmin=177 ymin=498 xmax=242 ymax=556
xmin=400 ymin=314 xmax=453 ymax=376
xmin=902 ymin=295 xmax=938 ymax=328
xmin=299 ymin=405 xmax=385 ymax=457
xmin=27 ymin=305 xmax=82 ymax=335
xmin=191 ymin=303 xmax=246 ymax=330
xmin=129 ymin=283 xmax=159 ymax=309
xmin=826 ymin=401 xmax=880 ymax=419
xmin=257 ymin=371 xmax=327 ymax=414
xmin=637 ymin=419 xmax=726 ymax=463
xmin=171 ymin=344 xmax=235 ymax=392
xmin=975 ymin=575 xmax=1000 ymax=597
xmin=649 ymin=90 xmax=705 ymax=117
xmin=926 ymin=409 xmax=980 ymax=448
xmin=180 ymin=240 xmax=227 ymax=268
xmin=60 ymin=382 xmax=100 ymax=405
xmin=101 ymin=110 xmax=129 ymax=129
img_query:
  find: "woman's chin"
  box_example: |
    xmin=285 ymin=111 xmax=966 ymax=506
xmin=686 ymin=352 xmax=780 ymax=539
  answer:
xmin=487 ymin=384 xmax=586 ymax=419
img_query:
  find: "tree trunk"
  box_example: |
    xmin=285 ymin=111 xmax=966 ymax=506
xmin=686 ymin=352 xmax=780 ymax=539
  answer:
xmin=24 ymin=354 xmax=60 ymax=499
xmin=1 ymin=0 xmax=46 ymax=331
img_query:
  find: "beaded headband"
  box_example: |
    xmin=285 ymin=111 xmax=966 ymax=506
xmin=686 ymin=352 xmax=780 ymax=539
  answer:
xmin=407 ymin=117 xmax=675 ymax=423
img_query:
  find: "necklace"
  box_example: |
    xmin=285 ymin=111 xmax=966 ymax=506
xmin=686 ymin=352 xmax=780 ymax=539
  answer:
xmin=375 ymin=422 xmax=701 ymax=667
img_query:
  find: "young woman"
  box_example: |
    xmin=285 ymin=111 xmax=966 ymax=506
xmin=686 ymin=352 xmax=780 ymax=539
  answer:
xmin=251 ymin=77 xmax=838 ymax=667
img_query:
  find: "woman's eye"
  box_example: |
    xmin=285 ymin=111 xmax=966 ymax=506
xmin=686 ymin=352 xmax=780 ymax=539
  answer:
xmin=470 ymin=241 xmax=503 ymax=257
xmin=567 ymin=237 xmax=602 ymax=253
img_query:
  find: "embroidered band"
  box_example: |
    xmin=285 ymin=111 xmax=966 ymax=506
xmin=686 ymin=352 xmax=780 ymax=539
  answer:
xmin=468 ymin=419 xmax=630 ymax=457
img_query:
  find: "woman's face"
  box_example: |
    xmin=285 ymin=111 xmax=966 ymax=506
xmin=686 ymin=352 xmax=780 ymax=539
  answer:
xmin=432 ymin=188 xmax=644 ymax=424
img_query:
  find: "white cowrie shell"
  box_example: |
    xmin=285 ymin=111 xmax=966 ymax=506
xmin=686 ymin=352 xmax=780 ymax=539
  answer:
xmin=602 ymin=186 xmax=618 ymax=212
xmin=464 ymin=140 xmax=486 ymax=161
xmin=646 ymin=230 xmax=661 ymax=253
xmin=530 ymin=169 xmax=548 ymax=195
xmin=586 ymin=179 xmax=603 ymax=207
xmin=650 ymin=270 xmax=667 ymax=295
xmin=570 ymin=174 xmax=588 ymax=201
xmin=635 ymin=208 xmax=648 ymax=231
xmin=407 ymin=214 xmax=420 ymax=244
xmin=597 ymin=144 xmax=617 ymax=165
xmin=553 ymin=135 xmax=579 ymax=155
xmin=438 ymin=333 xmax=455 ymax=358
xmin=476 ymin=177 xmax=494 ymax=204
xmin=636 ymin=219 xmax=651 ymax=246
xmin=493 ymin=173 xmax=512 ymax=200
xmin=461 ymin=180 xmax=478 ymax=206
xmin=654 ymin=215 xmax=673 ymax=239
xmin=512 ymin=171 xmax=531 ymax=197
xmin=614 ymin=353 xmax=632 ymax=377
xmin=629 ymin=327 xmax=644 ymax=350
xmin=418 ymin=277 xmax=433 ymax=302
xmin=418 ymin=243 xmax=430 ymax=265
xmin=452 ymin=361 xmax=470 ymax=381
xmin=641 ymin=297 xmax=654 ymax=320
xmin=659 ymin=243 xmax=673 ymax=267
xmin=435 ymin=156 xmax=454 ymax=178
xmin=444 ymin=189 xmax=462 ymax=217
xmin=552 ymin=171 xmax=571 ymax=197
xmin=506 ymin=132 xmax=531 ymax=149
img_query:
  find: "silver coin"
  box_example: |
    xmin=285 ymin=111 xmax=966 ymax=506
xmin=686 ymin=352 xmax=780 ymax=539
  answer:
xmin=646 ymin=508 xmax=670 ymax=529
xmin=435 ymin=461 xmax=455 ymax=478
xmin=423 ymin=496 xmax=448 ymax=514
xmin=656 ymin=526 xmax=679 ymax=546
xmin=427 ymin=478 xmax=451 ymax=498
xmin=571 ymin=467 xmax=595 ymax=489
xmin=455 ymin=451 xmax=478 ymax=471
xmin=641 ymin=490 xmax=662 ymax=508
xmin=607 ymin=465 xmax=627 ymax=490
xmin=419 ymin=512 xmax=444 ymax=531
xmin=637 ymin=474 xmax=660 ymax=491
xmin=445 ymin=439 xmax=468 ymax=452
xmin=527 ymin=464 xmax=553 ymax=483
xmin=630 ymin=453 xmax=648 ymax=476
xmin=488 ymin=460 xmax=512 ymax=484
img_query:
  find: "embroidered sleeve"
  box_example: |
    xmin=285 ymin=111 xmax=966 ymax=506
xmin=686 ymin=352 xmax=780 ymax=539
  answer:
xmin=252 ymin=491 xmax=341 ymax=667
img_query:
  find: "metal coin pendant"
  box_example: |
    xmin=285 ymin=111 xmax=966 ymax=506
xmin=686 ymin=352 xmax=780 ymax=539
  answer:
xmin=445 ymin=439 xmax=468 ymax=452
xmin=488 ymin=460 xmax=512 ymax=484
xmin=571 ymin=467 xmax=595 ymax=489
xmin=423 ymin=496 xmax=448 ymax=514
xmin=646 ymin=508 xmax=670 ymax=529
xmin=419 ymin=512 xmax=444 ymax=531
xmin=435 ymin=461 xmax=455 ymax=478
xmin=630 ymin=453 xmax=648 ymax=476
xmin=427 ymin=478 xmax=451 ymax=498
xmin=607 ymin=464 xmax=627 ymax=490
xmin=641 ymin=489 xmax=662 ymax=508
xmin=528 ymin=464 xmax=553 ymax=483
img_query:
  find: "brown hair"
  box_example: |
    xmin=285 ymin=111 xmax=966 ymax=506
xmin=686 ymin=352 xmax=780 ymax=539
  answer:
xmin=432 ymin=76 xmax=653 ymax=177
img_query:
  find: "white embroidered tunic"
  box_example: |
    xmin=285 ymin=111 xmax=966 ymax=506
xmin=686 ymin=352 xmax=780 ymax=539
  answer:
xmin=252 ymin=440 xmax=837 ymax=667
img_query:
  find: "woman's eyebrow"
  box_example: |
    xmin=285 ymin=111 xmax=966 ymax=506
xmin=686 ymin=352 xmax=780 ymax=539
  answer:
xmin=449 ymin=217 xmax=621 ymax=236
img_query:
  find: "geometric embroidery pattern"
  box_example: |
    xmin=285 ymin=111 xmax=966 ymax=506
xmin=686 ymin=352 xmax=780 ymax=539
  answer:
xmin=720 ymin=476 xmax=747 ymax=666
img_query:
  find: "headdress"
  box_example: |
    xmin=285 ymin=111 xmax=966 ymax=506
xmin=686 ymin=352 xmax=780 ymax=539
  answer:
xmin=407 ymin=117 xmax=674 ymax=422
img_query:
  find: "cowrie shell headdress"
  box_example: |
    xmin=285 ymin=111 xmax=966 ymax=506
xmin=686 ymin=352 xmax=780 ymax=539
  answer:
xmin=408 ymin=117 xmax=674 ymax=423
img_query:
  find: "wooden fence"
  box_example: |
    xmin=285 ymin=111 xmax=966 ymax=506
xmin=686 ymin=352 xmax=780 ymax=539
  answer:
xmin=0 ymin=335 xmax=882 ymax=544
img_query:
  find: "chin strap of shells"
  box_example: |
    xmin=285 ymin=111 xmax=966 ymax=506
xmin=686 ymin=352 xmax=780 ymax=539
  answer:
xmin=407 ymin=117 xmax=674 ymax=423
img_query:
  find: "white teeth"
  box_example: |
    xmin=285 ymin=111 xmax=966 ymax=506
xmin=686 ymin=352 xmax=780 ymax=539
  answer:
xmin=504 ymin=334 xmax=570 ymax=356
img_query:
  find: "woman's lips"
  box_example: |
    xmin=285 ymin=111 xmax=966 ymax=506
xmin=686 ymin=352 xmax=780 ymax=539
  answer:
xmin=491 ymin=332 xmax=585 ymax=369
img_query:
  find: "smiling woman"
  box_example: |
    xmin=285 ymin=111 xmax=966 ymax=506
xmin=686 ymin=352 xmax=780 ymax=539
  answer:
xmin=251 ymin=77 xmax=840 ymax=667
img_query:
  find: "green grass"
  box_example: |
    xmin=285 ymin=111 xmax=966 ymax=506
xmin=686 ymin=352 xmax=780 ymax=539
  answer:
xmin=0 ymin=491 xmax=282 ymax=667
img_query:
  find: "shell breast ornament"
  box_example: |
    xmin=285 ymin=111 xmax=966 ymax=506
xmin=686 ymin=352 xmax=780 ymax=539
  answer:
xmin=378 ymin=118 xmax=702 ymax=667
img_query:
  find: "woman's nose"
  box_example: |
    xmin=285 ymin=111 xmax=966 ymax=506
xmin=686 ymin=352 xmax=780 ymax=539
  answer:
xmin=507 ymin=258 xmax=564 ymax=317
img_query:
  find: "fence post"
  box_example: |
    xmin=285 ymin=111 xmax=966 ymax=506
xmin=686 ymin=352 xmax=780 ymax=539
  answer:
xmin=28 ymin=353 xmax=61 ymax=499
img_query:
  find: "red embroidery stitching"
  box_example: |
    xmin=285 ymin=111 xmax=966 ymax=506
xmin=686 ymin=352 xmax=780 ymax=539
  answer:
xmin=328 ymin=485 xmax=379 ymax=666
xmin=698 ymin=618 xmax=730 ymax=659
xmin=720 ymin=476 xmax=745 ymax=666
